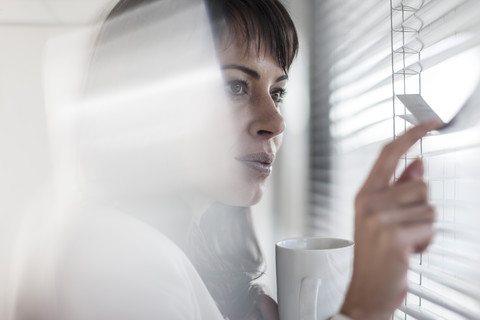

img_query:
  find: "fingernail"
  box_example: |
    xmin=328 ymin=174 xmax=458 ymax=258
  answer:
xmin=412 ymin=158 xmax=424 ymax=178
xmin=426 ymin=119 xmax=443 ymax=129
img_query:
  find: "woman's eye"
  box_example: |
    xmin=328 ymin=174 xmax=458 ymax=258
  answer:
xmin=225 ymin=80 xmax=248 ymax=96
xmin=271 ymin=88 xmax=287 ymax=104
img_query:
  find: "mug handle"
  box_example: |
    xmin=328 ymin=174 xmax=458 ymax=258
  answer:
xmin=299 ymin=277 xmax=321 ymax=320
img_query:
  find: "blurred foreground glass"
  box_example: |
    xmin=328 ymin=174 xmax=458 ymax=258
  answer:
xmin=7 ymin=1 xmax=235 ymax=319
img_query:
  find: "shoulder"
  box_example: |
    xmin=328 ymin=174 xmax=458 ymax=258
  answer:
xmin=57 ymin=209 xmax=223 ymax=320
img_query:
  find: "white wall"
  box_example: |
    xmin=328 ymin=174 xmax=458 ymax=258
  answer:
xmin=0 ymin=2 xmax=111 ymax=316
xmin=0 ymin=25 xmax=56 ymax=318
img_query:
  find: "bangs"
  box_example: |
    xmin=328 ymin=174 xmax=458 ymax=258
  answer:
xmin=206 ymin=0 xmax=299 ymax=71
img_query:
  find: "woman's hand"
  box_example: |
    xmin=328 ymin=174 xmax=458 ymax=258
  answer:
xmin=340 ymin=121 xmax=440 ymax=320
xmin=257 ymin=294 xmax=279 ymax=320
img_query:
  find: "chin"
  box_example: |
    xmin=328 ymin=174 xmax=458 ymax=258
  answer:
xmin=243 ymin=190 xmax=264 ymax=206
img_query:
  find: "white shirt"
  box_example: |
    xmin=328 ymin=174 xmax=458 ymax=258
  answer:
xmin=57 ymin=209 xmax=224 ymax=320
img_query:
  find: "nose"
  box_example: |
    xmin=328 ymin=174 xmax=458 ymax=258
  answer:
xmin=248 ymin=95 xmax=286 ymax=139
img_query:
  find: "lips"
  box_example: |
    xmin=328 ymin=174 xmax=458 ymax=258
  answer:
xmin=235 ymin=152 xmax=275 ymax=175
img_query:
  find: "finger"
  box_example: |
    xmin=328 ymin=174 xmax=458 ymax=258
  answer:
xmin=414 ymin=235 xmax=435 ymax=254
xmin=365 ymin=180 xmax=428 ymax=211
xmin=398 ymin=222 xmax=435 ymax=252
xmin=378 ymin=205 xmax=435 ymax=226
xmin=363 ymin=121 xmax=440 ymax=192
xmin=396 ymin=158 xmax=424 ymax=183
xmin=257 ymin=295 xmax=279 ymax=320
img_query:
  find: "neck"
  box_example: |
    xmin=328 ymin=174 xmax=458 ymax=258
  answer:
xmin=184 ymin=193 xmax=215 ymax=225
xmin=98 ymin=190 xmax=214 ymax=247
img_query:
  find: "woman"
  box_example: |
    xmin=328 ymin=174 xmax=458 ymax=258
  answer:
xmin=16 ymin=0 xmax=437 ymax=319
xmin=74 ymin=1 xmax=296 ymax=319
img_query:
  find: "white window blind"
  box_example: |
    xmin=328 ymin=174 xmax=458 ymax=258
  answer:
xmin=309 ymin=1 xmax=480 ymax=319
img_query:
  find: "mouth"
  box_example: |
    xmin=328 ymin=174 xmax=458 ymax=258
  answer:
xmin=235 ymin=152 xmax=275 ymax=175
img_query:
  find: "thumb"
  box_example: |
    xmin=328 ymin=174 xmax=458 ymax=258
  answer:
xmin=396 ymin=158 xmax=424 ymax=183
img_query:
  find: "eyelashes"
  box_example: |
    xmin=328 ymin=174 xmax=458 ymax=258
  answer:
xmin=225 ymin=80 xmax=248 ymax=96
xmin=271 ymin=87 xmax=288 ymax=103
xmin=224 ymin=79 xmax=288 ymax=105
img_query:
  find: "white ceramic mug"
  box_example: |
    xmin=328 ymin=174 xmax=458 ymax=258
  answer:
xmin=276 ymin=237 xmax=354 ymax=320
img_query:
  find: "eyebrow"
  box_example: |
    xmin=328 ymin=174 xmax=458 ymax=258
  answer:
xmin=221 ymin=64 xmax=288 ymax=83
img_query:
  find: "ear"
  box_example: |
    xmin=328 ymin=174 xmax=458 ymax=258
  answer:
xmin=396 ymin=158 xmax=424 ymax=184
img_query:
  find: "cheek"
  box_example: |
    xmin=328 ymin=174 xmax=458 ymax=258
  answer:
xmin=274 ymin=134 xmax=284 ymax=151
xmin=191 ymin=102 xmax=280 ymax=206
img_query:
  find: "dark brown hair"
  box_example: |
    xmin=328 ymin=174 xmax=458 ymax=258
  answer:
xmin=188 ymin=204 xmax=265 ymax=320
xmin=206 ymin=0 xmax=298 ymax=72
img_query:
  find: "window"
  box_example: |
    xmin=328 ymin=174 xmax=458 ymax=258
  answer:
xmin=309 ymin=0 xmax=480 ymax=318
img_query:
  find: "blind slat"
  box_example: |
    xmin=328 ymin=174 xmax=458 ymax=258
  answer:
xmin=409 ymin=264 xmax=480 ymax=301
xmin=397 ymin=304 xmax=439 ymax=320
xmin=408 ymin=282 xmax=479 ymax=319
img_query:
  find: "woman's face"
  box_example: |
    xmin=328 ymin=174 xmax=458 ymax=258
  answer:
xmin=205 ymin=39 xmax=287 ymax=206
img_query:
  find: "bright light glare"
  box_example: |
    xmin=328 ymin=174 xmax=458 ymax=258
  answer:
xmin=421 ymin=41 xmax=480 ymax=123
